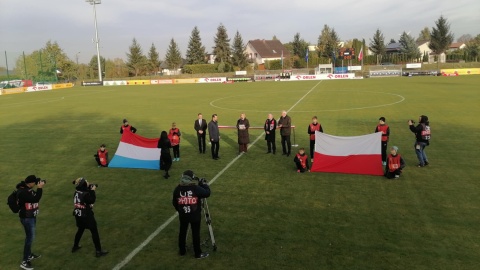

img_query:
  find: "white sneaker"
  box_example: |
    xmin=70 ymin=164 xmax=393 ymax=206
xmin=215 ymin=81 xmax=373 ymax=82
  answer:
xmin=20 ymin=261 xmax=33 ymax=270
xmin=395 ymin=175 xmax=400 ymax=178
xmin=382 ymin=161 xmax=386 ymax=166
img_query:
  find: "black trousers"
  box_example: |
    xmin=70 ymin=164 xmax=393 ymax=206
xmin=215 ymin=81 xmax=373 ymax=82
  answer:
xmin=173 ymin=145 xmax=180 ymax=158
xmin=197 ymin=134 xmax=206 ymax=153
xmin=178 ymin=219 xmax=202 ymax=257
xmin=381 ymin=142 xmax=388 ymax=162
xmin=295 ymin=160 xmax=308 ymax=172
xmin=211 ymin=141 xmax=219 ymax=158
xmin=74 ymin=215 xmax=102 ymax=251
xmin=266 ymin=139 xmax=276 ymax=153
xmin=310 ymin=140 xmax=315 ymax=158
xmin=281 ymin=135 xmax=291 ymax=155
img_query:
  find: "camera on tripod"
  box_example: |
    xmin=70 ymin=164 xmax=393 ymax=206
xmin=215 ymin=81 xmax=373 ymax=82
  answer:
xmin=193 ymin=176 xmax=208 ymax=185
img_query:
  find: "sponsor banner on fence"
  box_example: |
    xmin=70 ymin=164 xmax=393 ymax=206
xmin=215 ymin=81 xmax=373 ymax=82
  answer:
xmin=197 ymin=77 xmax=227 ymax=83
xmin=441 ymin=68 xmax=480 ymax=76
xmin=150 ymin=79 xmax=173 ymax=84
xmin=291 ymin=74 xmax=355 ymax=80
xmin=347 ymin=66 xmax=362 ymax=71
xmin=104 ymin=81 xmax=127 ymax=86
xmin=82 ymin=81 xmax=103 ymax=86
xmin=26 ymin=84 xmax=53 ymax=92
xmin=406 ymin=63 xmax=422 ymax=69
xmin=126 ymin=80 xmax=151 ymax=85
xmin=174 ymin=79 xmax=197 ymax=84
xmin=0 ymin=87 xmax=26 ymax=95
xmin=52 ymin=83 xmax=74 ymax=89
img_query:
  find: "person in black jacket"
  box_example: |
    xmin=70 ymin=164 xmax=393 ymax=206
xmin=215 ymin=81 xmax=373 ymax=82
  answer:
xmin=194 ymin=113 xmax=208 ymax=154
xmin=408 ymin=115 xmax=431 ymax=167
xmin=17 ymin=175 xmax=45 ymax=270
xmin=172 ymin=170 xmax=211 ymax=259
xmin=264 ymin=113 xmax=277 ymax=154
xmin=71 ymin=177 xmax=108 ymax=257
xmin=157 ymin=131 xmax=173 ymax=178
xmin=208 ymin=114 xmax=220 ymax=160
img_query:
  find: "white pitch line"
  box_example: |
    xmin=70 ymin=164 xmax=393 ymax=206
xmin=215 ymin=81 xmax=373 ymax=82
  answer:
xmin=111 ymin=81 xmax=323 ymax=270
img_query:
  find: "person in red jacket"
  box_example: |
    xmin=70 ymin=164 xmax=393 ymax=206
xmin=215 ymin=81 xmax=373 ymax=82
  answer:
xmin=375 ymin=117 xmax=390 ymax=165
xmin=384 ymin=146 xmax=406 ymax=179
xmin=169 ymin=122 xmax=182 ymax=162
xmin=307 ymin=116 xmax=323 ymax=163
xmin=120 ymin=119 xmax=137 ymax=134
xmin=94 ymin=144 xmax=108 ymax=167
xmin=293 ymin=148 xmax=310 ymax=173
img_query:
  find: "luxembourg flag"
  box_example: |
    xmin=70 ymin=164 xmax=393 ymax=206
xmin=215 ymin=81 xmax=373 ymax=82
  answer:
xmin=109 ymin=131 xmax=161 ymax=170
xmin=311 ymin=131 xmax=383 ymax=176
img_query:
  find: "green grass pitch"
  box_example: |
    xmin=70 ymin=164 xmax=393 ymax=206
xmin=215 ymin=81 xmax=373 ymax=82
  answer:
xmin=1 ymin=76 xmax=479 ymax=269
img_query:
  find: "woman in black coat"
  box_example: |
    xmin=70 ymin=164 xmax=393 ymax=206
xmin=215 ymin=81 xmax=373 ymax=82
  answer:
xmin=157 ymin=131 xmax=173 ymax=179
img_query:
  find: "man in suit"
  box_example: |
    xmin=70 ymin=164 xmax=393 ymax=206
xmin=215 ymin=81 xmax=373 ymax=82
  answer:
xmin=194 ymin=113 xmax=208 ymax=154
xmin=208 ymin=114 xmax=220 ymax=160
xmin=278 ymin=110 xmax=292 ymax=156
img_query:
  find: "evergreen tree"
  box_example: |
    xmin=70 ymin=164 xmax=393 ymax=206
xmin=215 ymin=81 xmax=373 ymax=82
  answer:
xmin=369 ymin=29 xmax=386 ymax=64
xmin=231 ymin=30 xmax=248 ymax=69
xmin=126 ymin=38 xmax=147 ymax=76
xmin=429 ymin=16 xmax=454 ymax=57
xmin=213 ymin=23 xmax=231 ymax=64
xmin=417 ymin=27 xmax=431 ymax=43
xmin=389 ymin=39 xmax=396 ymax=44
xmin=399 ymin=31 xmax=421 ymax=60
xmin=186 ymin=26 xmax=206 ymax=65
xmin=317 ymin=25 xmax=340 ymax=60
xmin=164 ymin=38 xmax=182 ymax=74
xmin=147 ymin=43 xmax=161 ymax=75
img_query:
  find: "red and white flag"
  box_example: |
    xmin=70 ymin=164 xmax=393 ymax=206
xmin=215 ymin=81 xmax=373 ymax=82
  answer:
xmin=358 ymin=47 xmax=364 ymax=61
xmin=311 ymin=132 xmax=383 ymax=176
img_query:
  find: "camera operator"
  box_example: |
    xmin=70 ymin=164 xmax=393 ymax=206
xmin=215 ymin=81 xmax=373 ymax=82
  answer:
xmin=172 ymin=170 xmax=211 ymax=259
xmin=17 ymin=175 xmax=44 ymax=270
xmin=71 ymin=177 xmax=108 ymax=257
xmin=408 ymin=115 xmax=431 ymax=167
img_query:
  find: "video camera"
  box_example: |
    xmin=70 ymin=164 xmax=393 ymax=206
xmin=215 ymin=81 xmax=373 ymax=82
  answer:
xmin=193 ymin=176 xmax=208 ymax=185
xmin=36 ymin=179 xmax=47 ymax=184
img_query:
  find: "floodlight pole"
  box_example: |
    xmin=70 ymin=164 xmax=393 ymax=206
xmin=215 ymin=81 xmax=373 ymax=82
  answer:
xmin=86 ymin=0 xmax=102 ymax=82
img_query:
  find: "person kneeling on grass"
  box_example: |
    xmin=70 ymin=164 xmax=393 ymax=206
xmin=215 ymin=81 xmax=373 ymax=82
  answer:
xmin=294 ymin=148 xmax=310 ymax=173
xmin=384 ymin=146 xmax=406 ymax=179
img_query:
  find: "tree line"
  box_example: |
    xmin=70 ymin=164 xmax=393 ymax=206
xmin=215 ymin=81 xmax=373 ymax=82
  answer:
xmin=8 ymin=16 xmax=480 ymax=81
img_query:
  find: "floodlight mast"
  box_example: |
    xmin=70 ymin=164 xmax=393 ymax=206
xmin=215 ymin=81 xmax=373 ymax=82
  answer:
xmin=86 ymin=0 xmax=103 ymax=82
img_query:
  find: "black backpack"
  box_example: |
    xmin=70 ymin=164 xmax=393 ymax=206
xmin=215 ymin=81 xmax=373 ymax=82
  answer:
xmin=7 ymin=189 xmax=20 ymax=213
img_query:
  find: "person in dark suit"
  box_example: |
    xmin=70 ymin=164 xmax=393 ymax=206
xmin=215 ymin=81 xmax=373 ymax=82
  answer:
xmin=264 ymin=113 xmax=277 ymax=154
xmin=208 ymin=114 xmax=220 ymax=160
xmin=194 ymin=113 xmax=208 ymax=154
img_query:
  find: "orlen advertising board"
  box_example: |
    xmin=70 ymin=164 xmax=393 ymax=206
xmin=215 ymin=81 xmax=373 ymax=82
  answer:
xmin=291 ymin=74 xmax=355 ymax=80
xmin=26 ymin=84 xmax=53 ymax=92
xmin=197 ymin=77 xmax=227 ymax=83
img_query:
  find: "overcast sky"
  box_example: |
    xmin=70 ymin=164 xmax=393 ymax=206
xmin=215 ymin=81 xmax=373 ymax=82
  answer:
xmin=1 ymin=0 xmax=479 ymax=64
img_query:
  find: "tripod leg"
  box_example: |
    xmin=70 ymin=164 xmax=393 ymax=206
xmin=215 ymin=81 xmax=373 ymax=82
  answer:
xmin=203 ymin=199 xmax=217 ymax=251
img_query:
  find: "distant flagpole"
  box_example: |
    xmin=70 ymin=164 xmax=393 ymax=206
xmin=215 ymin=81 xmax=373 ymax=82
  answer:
xmin=358 ymin=46 xmax=364 ymax=72
xmin=305 ymin=48 xmax=309 ymax=70
xmin=281 ymin=50 xmax=284 ymax=71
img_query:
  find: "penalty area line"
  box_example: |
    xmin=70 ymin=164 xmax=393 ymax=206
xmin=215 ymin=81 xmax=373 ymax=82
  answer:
xmin=111 ymin=80 xmax=323 ymax=270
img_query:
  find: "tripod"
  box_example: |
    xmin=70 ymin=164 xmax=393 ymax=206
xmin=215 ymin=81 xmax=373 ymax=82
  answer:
xmin=201 ymin=198 xmax=217 ymax=251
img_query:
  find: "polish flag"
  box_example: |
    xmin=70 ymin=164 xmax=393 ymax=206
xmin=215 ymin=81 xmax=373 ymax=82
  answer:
xmin=358 ymin=47 xmax=364 ymax=61
xmin=109 ymin=131 xmax=161 ymax=170
xmin=311 ymin=132 xmax=383 ymax=176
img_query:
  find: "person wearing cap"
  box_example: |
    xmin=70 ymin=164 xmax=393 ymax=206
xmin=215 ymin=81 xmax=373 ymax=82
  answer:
xmin=94 ymin=144 xmax=109 ymax=167
xmin=384 ymin=146 xmax=406 ymax=179
xmin=307 ymin=116 xmax=323 ymax=163
xmin=120 ymin=119 xmax=137 ymax=134
xmin=194 ymin=113 xmax=208 ymax=154
xmin=208 ymin=114 xmax=220 ymax=160
xmin=168 ymin=122 xmax=182 ymax=162
xmin=236 ymin=113 xmax=250 ymax=154
xmin=71 ymin=177 xmax=108 ymax=257
xmin=17 ymin=175 xmax=45 ymax=270
xmin=375 ymin=117 xmax=390 ymax=165
xmin=172 ymin=170 xmax=211 ymax=259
